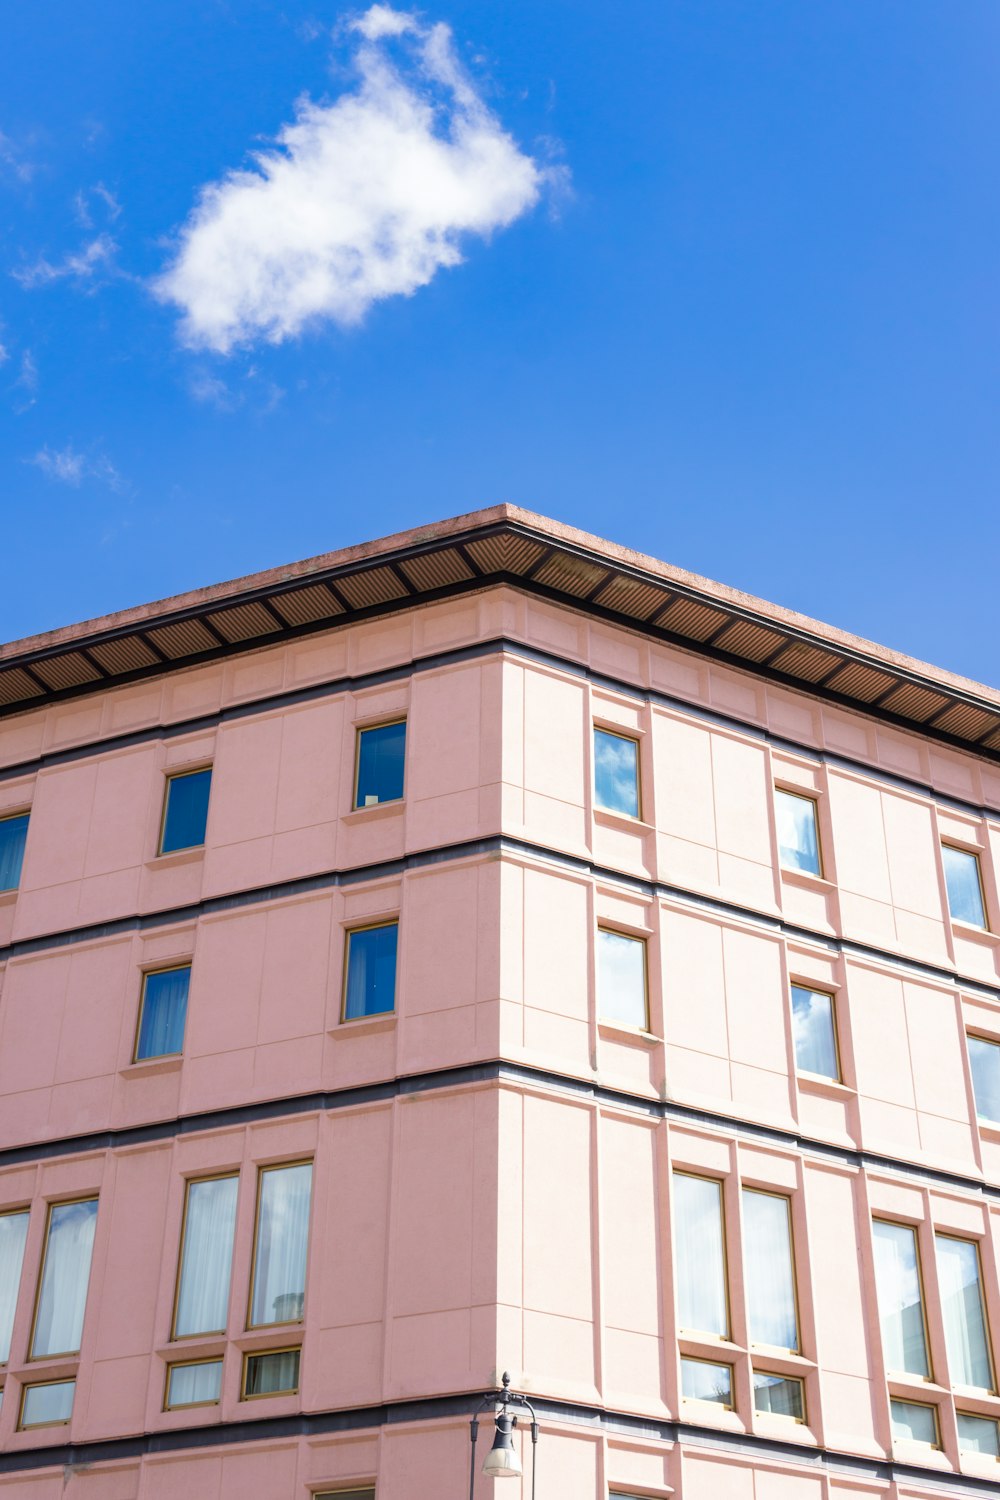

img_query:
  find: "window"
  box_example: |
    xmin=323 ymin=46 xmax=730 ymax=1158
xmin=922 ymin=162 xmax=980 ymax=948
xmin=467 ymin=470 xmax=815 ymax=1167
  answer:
xmin=0 ymin=1210 xmax=29 ymax=1363
xmin=0 ymin=813 xmax=29 ymax=892
xmin=355 ymin=721 xmax=406 ymax=808
xmin=774 ymin=789 xmax=821 ymax=877
xmin=593 ymin=728 xmax=640 ymax=818
xmin=248 ymin=1163 xmax=313 ymax=1328
xmin=957 ymin=1412 xmax=1000 ymax=1457
xmin=890 ymin=1398 xmax=938 ymax=1446
xmin=935 ymin=1235 xmax=993 ymax=1391
xmin=173 ymin=1175 xmax=239 ymax=1338
xmin=159 ymin=768 xmax=212 ymax=854
xmin=30 ymin=1198 xmax=98 ymax=1359
xmin=753 ymin=1371 xmax=804 ymax=1420
xmin=315 ymin=1493 xmax=376 ymax=1500
xmin=790 ymin=984 xmax=839 ymax=1081
xmin=942 ymin=845 xmax=988 ymax=929
xmin=673 ymin=1174 xmax=728 ymax=1338
xmin=968 ymin=1035 xmax=1000 ymax=1126
xmin=166 ymin=1358 xmax=223 ymax=1409
xmin=135 ymin=965 xmax=191 ymax=1061
xmin=872 ymin=1220 xmax=930 ymax=1379
xmin=597 ymin=928 xmax=648 ymax=1029
xmin=680 ymin=1356 xmax=732 ymax=1406
xmin=19 ymin=1379 xmax=75 ymax=1429
xmin=242 ymin=1346 xmax=300 ymax=1398
xmin=343 ymin=923 xmax=398 ymax=1020
xmin=742 ymin=1190 xmax=799 ymax=1351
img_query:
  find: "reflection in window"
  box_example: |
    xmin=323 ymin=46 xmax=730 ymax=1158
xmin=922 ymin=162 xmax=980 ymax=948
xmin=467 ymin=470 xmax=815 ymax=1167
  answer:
xmin=0 ymin=813 xmax=29 ymax=892
xmin=135 ymin=966 xmax=191 ymax=1060
xmin=890 ymin=1398 xmax=937 ymax=1445
xmin=673 ymin=1174 xmax=728 ymax=1338
xmin=680 ymin=1357 xmax=732 ymax=1406
xmin=968 ymin=1035 xmax=1000 ymax=1126
xmin=790 ymin=985 xmax=839 ymax=1080
xmin=957 ymin=1412 xmax=1000 ymax=1457
xmin=355 ymin=721 xmax=406 ymax=807
xmin=594 ymin=729 xmax=640 ymax=818
xmin=942 ymin=845 xmax=988 ymax=929
xmin=597 ymin=928 xmax=648 ymax=1029
xmin=249 ymin=1163 xmax=313 ymax=1327
xmin=20 ymin=1379 xmax=75 ymax=1429
xmin=174 ymin=1176 xmax=239 ymax=1338
xmin=0 ymin=1210 xmax=29 ymax=1363
xmin=243 ymin=1347 xmax=300 ymax=1398
xmin=31 ymin=1199 xmax=98 ymax=1358
xmin=344 ymin=923 xmax=398 ymax=1019
xmin=872 ymin=1220 xmax=930 ymax=1378
xmin=166 ymin=1358 xmax=223 ymax=1409
xmin=742 ymin=1190 xmax=799 ymax=1351
xmin=160 ymin=769 xmax=212 ymax=854
xmin=935 ymin=1235 xmax=993 ymax=1391
xmin=774 ymin=789 xmax=821 ymax=876
xmin=753 ymin=1371 xmax=804 ymax=1420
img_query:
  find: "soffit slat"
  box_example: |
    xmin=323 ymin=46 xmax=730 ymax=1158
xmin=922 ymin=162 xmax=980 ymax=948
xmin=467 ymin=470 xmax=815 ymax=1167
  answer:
xmin=398 ymin=548 xmax=474 ymax=591
xmin=269 ymin=584 xmax=344 ymax=626
xmin=593 ymin=574 xmax=673 ymax=621
xmin=30 ymin=653 xmax=102 ymax=690
xmin=335 ymin=566 xmax=409 ymax=609
xmin=656 ymin=597 xmax=730 ymax=641
xmin=463 ymin=534 xmax=546 ymax=575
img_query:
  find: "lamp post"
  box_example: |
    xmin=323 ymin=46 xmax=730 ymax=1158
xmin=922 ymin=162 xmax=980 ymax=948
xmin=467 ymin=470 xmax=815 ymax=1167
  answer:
xmin=469 ymin=1371 xmax=538 ymax=1498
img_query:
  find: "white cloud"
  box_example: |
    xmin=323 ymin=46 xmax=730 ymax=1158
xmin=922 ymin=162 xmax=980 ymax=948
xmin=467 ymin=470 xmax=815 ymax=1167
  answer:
xmin=13 ymin=232 xmax=119 ymax=289
xmin=155 ymin=4 xmax=561 ymax=353
xmin=27 ymin=443 xmax=127 ymax=492
xmin=0 ymin=130 xmax=36 ymax=183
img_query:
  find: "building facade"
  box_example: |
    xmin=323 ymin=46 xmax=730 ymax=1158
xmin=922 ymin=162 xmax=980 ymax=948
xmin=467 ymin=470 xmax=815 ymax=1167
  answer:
xmin=1 ymin=506 xmax=1000 ymax=1500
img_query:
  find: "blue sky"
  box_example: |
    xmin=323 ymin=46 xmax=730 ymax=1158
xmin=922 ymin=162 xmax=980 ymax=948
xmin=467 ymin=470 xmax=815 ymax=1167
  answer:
xmin=2 ymin=2 xmax=998 ymax=685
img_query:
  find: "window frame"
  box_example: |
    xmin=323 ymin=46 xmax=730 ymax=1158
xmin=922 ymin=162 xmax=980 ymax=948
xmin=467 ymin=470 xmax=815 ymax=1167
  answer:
xmin=353 ymin=717 xmax=407 ymax=810
xmin=170 ymin=1171 xmax=240 ymax=1342
xmin=241 ymin=1343 xmax=302 ymax=1400
xmin=889 ymin=1395 xmax=941 ymax=1448
xmin=871 ymin=1217 xmax=935 ymax=1383
xmin=672 ymin=1171 xmax=732 ymax=1342
xmin=596 ymin=924 xmax=650 ymax=1032
xmin=0 ymin=809 xmax=30 ymax=893
xmin=967 ymin=1031 xmax=1000 ymax=1128
xmin=774 ymin=786 xmax=824 ymax=878
xmin=163 ymin=1355 xmax=224 ymax=1412
xmin=751 ymin=1368 xmax=807 ymax=1423
xmin=740 ymin=1186 xmax=802 ymax=1354
xmin=132 ymin=962 xmax=192 ymax=1064
xmin=18 ymin=1376 xmax=76 ymax=1430
xmin=158 ymin=765 xmax=212 ymax=856
xmin=27 ymin=1195 xmax=99 ymax=1362
xmin=341 ymin=920 xmax=399 ymax=1023
xmin=679 ymin=1354 xmax=735 ymax=1410
xmin=0 ymin=1205 xmax=31 ymax=1366
xmin=933 ymin=1231 xmax=996 ymax=1394
xmin=246 ymin=1159 xmax=314 ymax=1332
xmin=789 ymin=981 xmax=842 ymax=1083
xmin=941 ymin=842 xmax=990 ymax=932
xmin=592 ymin=724 xmax=642 ymax=821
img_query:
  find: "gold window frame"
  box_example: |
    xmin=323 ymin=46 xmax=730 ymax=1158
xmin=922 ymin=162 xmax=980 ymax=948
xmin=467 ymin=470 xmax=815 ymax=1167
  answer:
xmin=592 ymin=724 xmax=642 ymax=820
xmin=157 ymin=765 xmax=212 ymax=856
xmin=245 ymin=1160 xmax=314 ymax=1331
xmin=27 ymin=1196 xmax=99 ymax=1362
xmin=132 ymin=962 xmax=193 ymax=1064
xmin=170 ymin=1172 xmax=239 ymax=1342
xmin=341 ymin=921 xmax=399 ymax=1023
xmin=241 ymin=1343 xmax=301 ymax=1400
xmin=352 ymin=718 xmax=407 ymax=810
xmin=672 ymin=1171 xmax=731 ymax=1342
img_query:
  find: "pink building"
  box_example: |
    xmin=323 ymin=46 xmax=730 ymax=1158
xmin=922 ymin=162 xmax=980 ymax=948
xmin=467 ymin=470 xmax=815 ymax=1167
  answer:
xmin=1 ymin=506 xmax=1000 ymax=1500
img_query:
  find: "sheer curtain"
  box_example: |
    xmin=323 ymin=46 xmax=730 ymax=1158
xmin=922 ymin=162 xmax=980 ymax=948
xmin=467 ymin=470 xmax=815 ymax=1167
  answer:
xmin=742 ymin=1190 xmax=799 ymax=1350
xmin=136 ymin=967 xmax=191 ymax=1059
xmin=345 ymin=926 xmax=397 ymax=1019
xmin=0 ymin=1210 xmax=29 ymax=1362
xmin=168 ymin=1359 xmax=222 ymax=1407
xmin=250 ymin=1164 xmax=313 ymax=1326
xmin=31 ymin=1199 xmax=98 ymax=1357
xmin=175 ymin=1176 xmax=239 ymax=1337
xmin=936 ymin=1235 xmax=991 ymax=1389
xmin=872 ymin=1220 xmax=929 ymax=1377
xmin=673 ymin=1174 xmax=728 ymax=1337
xmin=246 ymin=1348 xmax=300 ymax=1396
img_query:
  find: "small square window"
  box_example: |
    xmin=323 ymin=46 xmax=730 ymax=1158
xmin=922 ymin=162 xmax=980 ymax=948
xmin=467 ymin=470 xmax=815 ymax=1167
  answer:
xmin=790 ymin=984 xmax=839 ymax=1081
xmin=593 ymin=728 xmax=640 ymax=818
xmin=355 ymin=721 xmax=406 ymax=808
xmin=942 ymin=845 xmax=988 ymax=929
xmin=680 ymin=1356 xmax=732 ymax=1406
xmin=0 ymin=812 xmax=29 ymax=892
xmin=135 ymin=965 xmax=191 ymax=1061
xmin=166 ymin=1358 xmax=222 ymax=1409
xmin=957 ymin=1412 xmax=1000 ymax=1457
xmin=968 ymin=1035 xmax=1000 ymax=1127
xmin=19 ymin=1379 xmax=75 ymax=1429
xmin=753 ymin=1370 xmax=804 ymax=1420
xmin=775 ymin=789 xmax=822 ymax=876
xmin=242 ymin=1346 xmax=300 ymax=1398
xmin=597 ymin=928 xmax=648 ymax=1029
xmin=890 ymin=1398 xmax=938 ymax=1445
xmin=344 ymin=922 xmax=398 ymax=1019
xmin=160 ymin=768 xmax=212 ymax=854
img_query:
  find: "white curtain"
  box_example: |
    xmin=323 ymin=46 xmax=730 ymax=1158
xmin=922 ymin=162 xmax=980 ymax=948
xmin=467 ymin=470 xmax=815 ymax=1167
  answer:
xmin=673 ymin=1174 xmax=728 ymax=1337
xmin=936 ymin=1234 xmax=991 ymax=1389
xmin=31 ymin=1200 xmax=98 ymax=1358
xmin=742 ymin=1190 xmax=799 ymax=1350
xmin=175 ymin=1176 xmax=239 ymax=1337
xmin=872 ymin=1220 xmax=929 ymax=1377
xmin=598 ymin=930 xmax=647 ymax=1029
xmin=250 ymin=1164 xmax=313 ymax=1326
xmin=22 ymin=1379 xmax=75 ymax=1427
xmin=168 ymin=1359 xmax=222 ymax=1407
xmin=0 ymin=1210 xmax=29 ymax=1362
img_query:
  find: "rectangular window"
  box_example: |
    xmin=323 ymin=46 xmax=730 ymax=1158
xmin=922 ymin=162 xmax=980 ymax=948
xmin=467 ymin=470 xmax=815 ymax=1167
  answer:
xmin=135 ymin=965 xmax=191 ymax=1061
xmin=355 ymin=720 xmax=406 ymax=808
xmin=752 ymin=1371 xmax=804 ymax=1420
xmin=160 ymin=768 xmax=212 ymax=854
xmin=315 ymin=1493 xmax=376 ymax=1500
xmin=774 ymin=789 xmax=821 ymax=876
xmin=890 ymin=1398 xmax=938 ymax=1445
xmin=942 ymin=845 xmax=988 ymax=929
xmin=935 ymin=1235 xmax=993 ymax=1391
xmin=0 ymin=813 xmax=29 ymax=892
xmin=173 ymin=1175 xmax=239 ymax=1338
xmin=790 ymin=984 xmax=839 ymax=1080
xmin=249 ymin=1163 xmax=313 ymax=1328
xmin=673 ymin=1174 xmax=728 ymax=1338
xmin=30 ymin=1199 xmax=98 ymax=1359
xmin=165 ymin=1358 xmax=223 ymax=1409
xmin=742 ymin=1190 xmax=799 ymax=1351
xmin=597 ymin=928 xmax=648 ymax=1029
xmin=968 ymin=1035 xmax=1000 ymax=1126
xmin=957 ymin=1412 xmax=1000 ymax=1457
xmin=0 ymin=1210 xmax=30 ymax=1364
xmin=593 ymin=728 xmax=640 ymax=818
xmin=872 ymin=1220 xmax=930 ymax=1378
xmin=19 ymin=1379 xmax=75 ymax=1429
xmin=680 ymin=1356 xmax=732 ymax=1406
xmin=242 ymin=1346 xmax=300 ymax=1398
xmin=344 ymin=922 xmax=398 ymax=1020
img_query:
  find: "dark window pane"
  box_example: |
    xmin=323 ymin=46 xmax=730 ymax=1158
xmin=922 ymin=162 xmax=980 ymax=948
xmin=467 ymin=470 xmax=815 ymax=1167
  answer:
xmin=244 ymin=1348 xmax=300 ymax=1397
xmin=594 ymin=729 xmax=639 ymax=817
xmin=0 ymin=813 xmax=29 ymax=891
xmin=356 ymin=722 xmax=406 ymax=807
xmin=345 ymin=923 xmax=398 ymax=1019
xmin=136 ymin=967 xmax=191 ymax=1060
xmin=161 ymin=770 xmax=212 ymax=853
xmin=753 ymin=1371 xmax=804 ymax=1419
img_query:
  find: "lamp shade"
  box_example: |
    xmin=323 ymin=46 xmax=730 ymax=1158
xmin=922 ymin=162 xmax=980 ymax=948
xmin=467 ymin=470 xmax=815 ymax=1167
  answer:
xmin=482 ymin=1411 xmax=522 ymax=1478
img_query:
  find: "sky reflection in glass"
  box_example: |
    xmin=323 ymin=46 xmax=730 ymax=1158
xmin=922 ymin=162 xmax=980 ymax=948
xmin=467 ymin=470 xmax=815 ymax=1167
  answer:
xmin=594 ymin=729 xmax=639 ymax=818
xmin=597 ymin=928 xmax=647 ymax=1028
xmin=775 ymin=790 xmax=821 ymax=875
xmin=968 ymin=1036 xmax=1000 ymax=1125
xmin=942 ymin=845 xmax=987 ymax=928
xmin=791 ymin=985 xmax=838 ymax=1080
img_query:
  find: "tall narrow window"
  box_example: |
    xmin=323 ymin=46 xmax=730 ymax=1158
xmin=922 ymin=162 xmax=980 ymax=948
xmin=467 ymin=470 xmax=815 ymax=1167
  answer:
xmin=872 ymin=1220 xmax=930 ymax=1379
xmin=742 ymin=1190 xmax=799 ymax=1351
xmin=942 ymin=845 xmax=988 ymax=929
xmin=935 ymin=1235 xmax=993 ymax=1391
xmin=597 ymin=928 xmax=648 ymax=1029
xmin=355 ymin=721 xmax=406 ymax=808
xmin=0 ymin=1210 xmax=30 ymax=1363
xmin=135 ymin=965 xmax=191 ymax=1061
xmin=248 ymin=1163 xmax=313 ymax=1328
xmin=968 ymin=1035 xmax=1000 ymax=1126
xmin=593 ymin=728 xmax=640 ymax=818
xmin=0 ymin=813 xmax=29 ymax=892
xmin=774 ymin=789 xmax=822 ymax=877
xmin=673 ymin=1174 xmax=728 ymax=1338
xmin=173 ymin=1175 xmax=238 ymax=1338
xmin=30 ymin=1199 xmax=98 ymax=1359
xmin=790 ymin=984 xmax=839 ymax=1080
xmin=343 ymin=922 xmax=398 ymax=1020
xmin=160 ymin=768 xmax=212 ymax=854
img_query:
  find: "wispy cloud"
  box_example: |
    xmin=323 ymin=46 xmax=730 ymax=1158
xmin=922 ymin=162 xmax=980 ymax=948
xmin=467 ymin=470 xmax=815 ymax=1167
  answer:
xmin=155 ymin=3 xmax=564 ymax=353
xmin=12 ymin=231 xmax=119 ymax=290
xmin=27 ymin=443 xmax=127 ymax=492
xmin=75 ymin=182 xmax=122 ymax=228
xmin=0 ymin=130 xmax=36 ymax=183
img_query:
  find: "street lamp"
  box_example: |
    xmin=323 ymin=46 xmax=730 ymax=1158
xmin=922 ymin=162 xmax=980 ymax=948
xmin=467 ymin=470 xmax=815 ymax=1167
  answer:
xmin=469 ymin=1371 xmax=538 ymax=1497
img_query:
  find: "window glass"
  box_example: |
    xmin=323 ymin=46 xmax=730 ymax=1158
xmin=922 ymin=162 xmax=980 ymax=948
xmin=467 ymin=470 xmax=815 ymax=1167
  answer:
xmin=774 ymin=789 xmax=821 ymax=876
xmin=872 ymin=1220 xmax=930 ymax=1378
xmin=597 ymin=929 xmax=648 ymax=1029
xmin=890 ymin=1398 xmax=937 ymax=1445
xmin=20 ymin=1379 xmax=75 ymax=1428
xmin=968 ymin=1036 xmax=1000 ymax=1126
xmin=166 ymin=1359 xmax=223 ymax=1409
xmin=355 ymin=721 xmax=406 ymax=807
xmin=935 ymin=1235 xmax=993 ymax=1391
xmin=174 ymin=1175 xmax=239 ymax=1338
xmin=31 ymin=1199 xmax=98 ymax=1358
xmin=0 ymin=813 xmax=29 ymax=892
xmin=0 ymin=1210 xmax=29 ymax=1363
xmin=942 ymin=845 xmax=987 ymax=928
xmin=790 ymin=985 xmax=839 ymax=1080
xmin=594 ymin=729 xmax=640 ymax=818
xmin=316 ymin=1493 xmax=376 ymax=1500
xmin=160 ymin=769 xmax=212 ymax=854
xmin=673 ymin=1174 xmax=728 ymax=1337
xmin=957 ymin=1412 xmax=1000 ymax=1457
xmin=344 ymin=923 xmax=398 ymax=1020
xmin=752 ymin=1371 xmax=804 ymax=1419
xmin=135 ymin=966 xmax=191 ymax=1061
xmin=249 ymin=1163 xmax=313 ymax=1327
xmin=742 ymin=1190 xmax=799 ymax=1350
xmin=243 ymin=1347 xmax=300 ymax=1398
xmin=680 ymin=1357 xmax=732 ymax=1406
